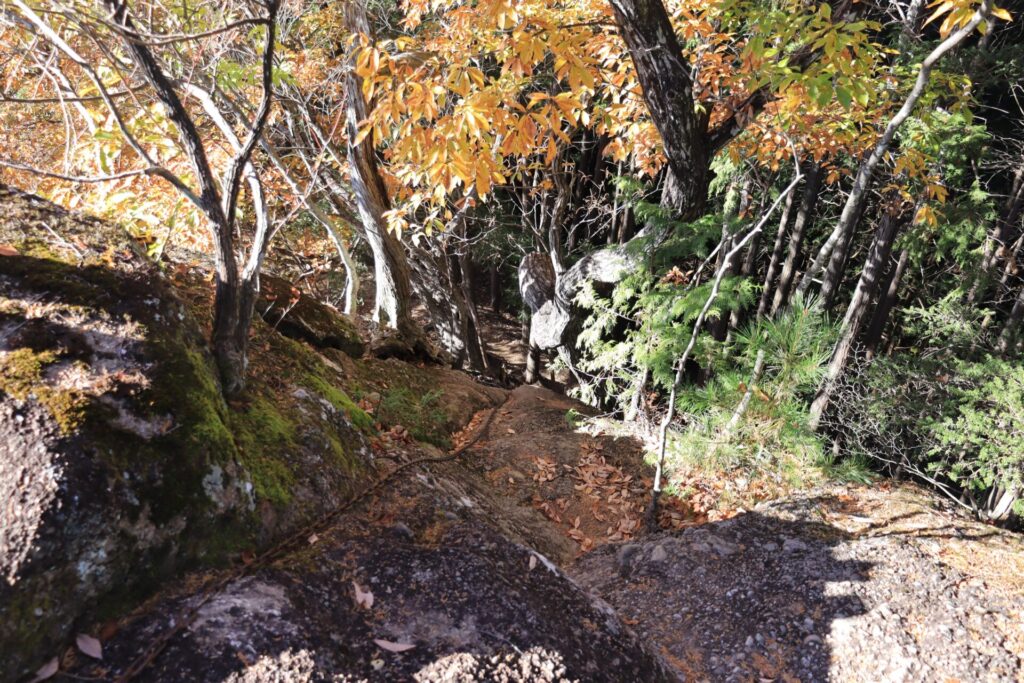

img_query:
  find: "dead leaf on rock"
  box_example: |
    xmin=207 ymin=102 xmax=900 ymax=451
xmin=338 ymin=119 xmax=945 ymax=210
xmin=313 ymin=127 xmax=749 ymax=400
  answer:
xmin=29 ymin=657 xmax=58 ymax=682
xmin=99 ymin=620 xmax=119 ymax=641
xmin=374 ymin=639 xmax=416 ymax=653
xmin=0 ymin=244 xmax=19 ymax=257
xmin=75 ymin=633 xmax=103 ymax=660
xmin=529 ymin=554 xmax=538 ymax=571
xmin=353 ymin=581 xmax=374 ymax=609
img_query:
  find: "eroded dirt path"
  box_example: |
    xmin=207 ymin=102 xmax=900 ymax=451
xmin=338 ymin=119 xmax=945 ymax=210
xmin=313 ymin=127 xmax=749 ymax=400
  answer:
xmin=430 ymin=385 xmax=695 ymax=564
xmin=451 ymin=386 xmax=1024 ymax=682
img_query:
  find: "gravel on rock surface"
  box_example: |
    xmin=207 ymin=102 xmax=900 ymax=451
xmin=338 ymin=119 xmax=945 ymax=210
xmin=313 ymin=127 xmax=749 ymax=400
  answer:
xmin=573 ymin=485 xmax=1024 ymax=682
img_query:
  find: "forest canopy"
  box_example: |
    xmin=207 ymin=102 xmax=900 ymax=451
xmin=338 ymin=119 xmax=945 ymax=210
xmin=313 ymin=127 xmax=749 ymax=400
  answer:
xmin=1 ymin=0 xmax=1022 ymax=523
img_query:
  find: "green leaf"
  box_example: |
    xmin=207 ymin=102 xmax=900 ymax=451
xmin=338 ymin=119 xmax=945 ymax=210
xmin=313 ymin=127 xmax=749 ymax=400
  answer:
xmin=836 ymin=85 xmax=852 ymax=110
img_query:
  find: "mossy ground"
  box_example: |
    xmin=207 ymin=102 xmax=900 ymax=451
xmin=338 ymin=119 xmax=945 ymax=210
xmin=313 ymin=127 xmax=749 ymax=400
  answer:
xmin=376 ymin=386 xmax=450 ymax=448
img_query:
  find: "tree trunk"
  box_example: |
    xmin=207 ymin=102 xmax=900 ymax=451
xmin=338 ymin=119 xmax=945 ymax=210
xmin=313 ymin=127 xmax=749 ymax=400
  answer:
xmin=617 ymin=205 xmax=635 ymax=244
xmin=548 ymin=152 xmax=572 ymax=273
xmin=772 ymin=163 xmax=822 ymax=313
xmin=407 ymin=239 xmax=487 ymax=371
xmin=712 ymin=181 xmax=749 ymax=340
xmin=817 ymin=205 xmax=863 ymax=307
xmin=489 ymin=263 xmax=502 ymax=313
xmin=864 ymin=248 xmax=909 ymax=358
xmin=968 ymin=165 xmax=1023 ymax=304
xmin=608 ymin=0 xmax=710 ymax=220
xmin=864 ymin=247 xmax=909 ymax=357
xmin=810 ymin=210 xmax=903 ymax=428
xmin=344 ymin=0 xmax=418 ymax=338
xmin=527 ymin=0 xmax=774 ymax=351
xmin=757 ymin=176 xmax=798 ymax=317
xmin=100 ymin=0 xmax=279 ymax=396
xmin=997 ymin=284 xmax=1024 ymax=354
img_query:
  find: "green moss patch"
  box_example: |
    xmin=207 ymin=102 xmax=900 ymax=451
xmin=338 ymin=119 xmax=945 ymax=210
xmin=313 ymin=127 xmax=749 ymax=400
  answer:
xmin=378 ymin=387 xmax=450 ymax=448
xmin=0 ymin=348 xmax=88 ymax=433
xmin=229 ymin=396 xmax=298 ymax=507
xmin=304 ymin=372 xmax=374 ymax=432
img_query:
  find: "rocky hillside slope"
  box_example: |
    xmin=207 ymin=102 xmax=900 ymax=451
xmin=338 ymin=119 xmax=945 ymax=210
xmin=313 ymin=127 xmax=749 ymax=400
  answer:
xmin=1 ymin=186 xmax=673 ymax=682
xmin=3 ymin=186 xmax=1023 ymax=683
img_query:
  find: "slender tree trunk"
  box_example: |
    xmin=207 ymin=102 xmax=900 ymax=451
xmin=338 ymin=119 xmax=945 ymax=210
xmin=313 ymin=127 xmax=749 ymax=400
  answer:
xmin=810 ymin=211 xmax=903 ymax=428
xmin=711 ymin=181 xmax=749 ymax=340
xmin=865 ymin=248 xmax=909 ymax=358
xmin=997 ymin=284 xmax=1024 ymax=354
xmin=798 ymin=2 xmax=991 ymax=301
xmin=548 ymin=152 xmax=572 ymax=274
xmin=645 ymin=173 xmax=803 ymax=528
xmin=817 ymin=205 xmax=864 ymax=307
xmin=726 ymin=349 xmax=766 ymax=432
xmin=772 ymin=163 xmax=822 ymax=313
xmin=489 ymin=263 xmax=502 ymax=313
xmin=898 ymin=0 xmax=926 ymax=50
xmin=344 ymin=0 xmax=418 ymax=338
xmin=97 ymin=0 xmax=279 ymax=396
xmin=968 ymin=165 xmax=1023 ymax=304
xmin=729 ymin=183 xmax=758 ymax=332
xmin=757 ymin=176 xmax=799 ymax=317
xmin=617 ymin=205 xmax=635 ymax=244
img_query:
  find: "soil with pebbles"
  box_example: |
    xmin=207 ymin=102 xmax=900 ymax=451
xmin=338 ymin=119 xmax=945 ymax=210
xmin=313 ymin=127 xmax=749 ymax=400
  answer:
xmin=573 ymin=487 xmax=1024 ymax=682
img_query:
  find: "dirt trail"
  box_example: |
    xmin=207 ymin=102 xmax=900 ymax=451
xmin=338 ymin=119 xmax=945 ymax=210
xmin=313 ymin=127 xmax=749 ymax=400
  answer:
xmin=63 ymin=379 xmax=1024 ymax=682
xmin=431 ymin=385 xmax=697 ymax=563
xmin=447 ymin=384 xmax=1024 ymax=682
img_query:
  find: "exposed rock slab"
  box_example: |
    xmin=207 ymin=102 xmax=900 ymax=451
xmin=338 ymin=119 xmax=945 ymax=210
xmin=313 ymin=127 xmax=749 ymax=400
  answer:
xmin=573 ymin=487 xmax=1024 ymax=682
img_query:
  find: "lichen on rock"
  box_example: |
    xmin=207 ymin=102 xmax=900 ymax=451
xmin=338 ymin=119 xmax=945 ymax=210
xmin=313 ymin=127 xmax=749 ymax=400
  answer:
xmin=0 ymin=185 xmax=381 ymax=680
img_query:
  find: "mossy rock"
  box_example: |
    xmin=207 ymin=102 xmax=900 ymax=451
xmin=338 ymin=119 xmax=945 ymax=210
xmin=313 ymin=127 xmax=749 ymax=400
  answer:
xmin=258 ymin=274 xmax=365 ymax=358
xmin=0 ymin=185 xmax=373 ymax=680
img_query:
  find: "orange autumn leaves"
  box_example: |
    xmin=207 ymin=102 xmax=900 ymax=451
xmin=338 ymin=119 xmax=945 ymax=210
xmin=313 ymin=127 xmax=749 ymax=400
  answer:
xmin=348 ymin=0 xmax=897 ymax=236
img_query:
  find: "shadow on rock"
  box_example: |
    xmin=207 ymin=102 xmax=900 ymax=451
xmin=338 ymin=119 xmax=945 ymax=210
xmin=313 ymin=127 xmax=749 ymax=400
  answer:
xmin=574 ymin=509 xmax=872 ymax=682
xmin=73 ymin=524 xmax=676 ymax=682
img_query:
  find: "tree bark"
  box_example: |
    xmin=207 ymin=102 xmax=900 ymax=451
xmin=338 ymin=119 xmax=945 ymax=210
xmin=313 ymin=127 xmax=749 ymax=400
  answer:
xmin=526 ymin=0 xmax=777 ymax=351
xmin=489 ymin=263 xmax=502 ymax=313
xmin=997 ymin=284 xmax=1024 ymax=354
xmin=712 ymin=181 xmax=750 ymax=340
xmin=608 ymin=0 xmax=710 ymax=219
xmin=757 ymin=176 xmax=798 ymax=318
xmin=817 ymin=204 xmax=863 ymax=307
xmin=408 ymin=238 xmax=487 ymax=371
xmin=968 ymin=164 xmax=1023 ymax=304
xmin=810 ymin=210 xmax=903 ymax=428
xmin=864 ymin=247 xmax=909 ymax=358
xmin=772 ymin=163 xmax=822 ymax=313
xmin=344 ymin=0 xmax=419 ymax=338
xmin=98 ymin=0 xmax=279 ymax=396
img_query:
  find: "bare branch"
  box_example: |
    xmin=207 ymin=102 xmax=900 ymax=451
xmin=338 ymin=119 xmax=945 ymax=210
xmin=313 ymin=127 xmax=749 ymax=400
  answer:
xmin=0 ymin=158 xmax=153 ymax=182
xmin=221 ymin=0 xmax=278 ymax=234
